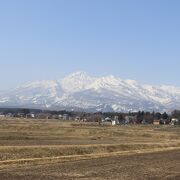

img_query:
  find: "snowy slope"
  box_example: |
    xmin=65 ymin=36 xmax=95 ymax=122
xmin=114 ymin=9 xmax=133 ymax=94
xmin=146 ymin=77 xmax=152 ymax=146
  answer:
xmin=61 ymin=72 xmax=96 ymax=93
xmin=0 ymin=72 xmax=180 ymax=112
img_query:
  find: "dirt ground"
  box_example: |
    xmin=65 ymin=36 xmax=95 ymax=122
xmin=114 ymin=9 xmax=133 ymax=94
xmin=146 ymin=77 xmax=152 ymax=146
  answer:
xmin=0 ymin=149 xmax=179 ymax=180
xmin=0 ymin=119 xmax=179 ymax=180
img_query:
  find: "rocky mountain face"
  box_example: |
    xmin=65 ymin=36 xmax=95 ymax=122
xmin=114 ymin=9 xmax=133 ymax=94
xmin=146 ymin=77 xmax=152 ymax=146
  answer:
xmin=0 ymin=72 xmax=180 ymax=112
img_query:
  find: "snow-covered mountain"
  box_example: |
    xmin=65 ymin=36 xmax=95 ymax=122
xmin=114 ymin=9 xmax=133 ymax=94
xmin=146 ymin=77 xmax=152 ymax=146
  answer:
xmin=61 ymin=72 xmax=96 ymax=93
xmin=0 ymin=71 xmax=180 ymax=112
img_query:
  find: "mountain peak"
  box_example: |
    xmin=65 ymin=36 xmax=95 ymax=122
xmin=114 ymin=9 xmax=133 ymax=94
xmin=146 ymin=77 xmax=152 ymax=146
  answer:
xmin=0 ymin=71 xmax=180 ymax=112
xmin=61 ymin=71 xmax=96 ymax=93
xmin=125 ymin=79 xmax=138 ymax=86
xmin=67 ymin=71 xmax=90 ymax=78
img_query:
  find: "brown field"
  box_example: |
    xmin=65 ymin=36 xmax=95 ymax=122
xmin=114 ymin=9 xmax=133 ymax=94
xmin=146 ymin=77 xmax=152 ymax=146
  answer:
xmin=0 ymin=118 xmax=179 ymax=179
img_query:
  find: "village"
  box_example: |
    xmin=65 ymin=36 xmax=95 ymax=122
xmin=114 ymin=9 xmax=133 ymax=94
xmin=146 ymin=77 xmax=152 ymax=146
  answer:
xmin=0 ymin=108 xmax=179 ymax=126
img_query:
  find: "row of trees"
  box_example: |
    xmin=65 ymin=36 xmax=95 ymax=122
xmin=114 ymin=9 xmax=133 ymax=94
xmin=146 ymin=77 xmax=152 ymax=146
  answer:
xmin=1 ymin=108 xmax=180 ymax=123
xmin=72 ymin=110 xmax=179 ymax=123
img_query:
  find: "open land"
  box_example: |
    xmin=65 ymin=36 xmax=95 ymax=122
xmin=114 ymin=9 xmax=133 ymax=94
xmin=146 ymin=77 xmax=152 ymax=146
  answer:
xmin=0 ymin=118 xmax=179 ymax=179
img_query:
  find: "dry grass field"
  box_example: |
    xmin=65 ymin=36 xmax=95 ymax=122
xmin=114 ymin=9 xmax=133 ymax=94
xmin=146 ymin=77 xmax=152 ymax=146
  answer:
xmin=0 ymin=118 xmax=179 ymax=179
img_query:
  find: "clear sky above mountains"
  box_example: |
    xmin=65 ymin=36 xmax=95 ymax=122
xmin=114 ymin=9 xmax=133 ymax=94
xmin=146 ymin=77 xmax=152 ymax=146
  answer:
xmin=0 ymin=0 xmax=180 ymax=89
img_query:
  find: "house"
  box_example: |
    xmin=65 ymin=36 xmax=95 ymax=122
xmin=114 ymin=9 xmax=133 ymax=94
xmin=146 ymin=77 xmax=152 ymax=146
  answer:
xmin=114 ymin=116 xmax=119 ymax=124
xmin=17 ymin=113 xmax=25 ymax=118
xmin=105 ymin=117 xmax=112 ymax=122
xmin=153 ymin=119 xmax=160 ymax=125
xmin=63 ymin=114 xmax=69 ymax=120
xmin=142 ymin=119 xmax=148 ymax=125
xmin=111 ymin=120 xmax=116 ymax=126
xmin=58 ymin=115 xmax=63 ymax=119
xmin=124 ymin=116 xmax=136 ymax=124
xmin=100 ymin=120 xmax=112 ymax=126
xmin=75 ymin=116 xmax=81 ymax=121
xmin=6 ymin=113 xmax=14 ymax=118
xmin=101 ymin=117 xmax=117 ymax=126
xmin=69 ymin=116 xmax=73 ymax=121
xmin=52 ymin=114 xmax=59 ymax=119
xmin=160 ymin=118 xmax=170 ymax=125
xmin=82 ymin=118 xmax=87 ymax=122
xmin=0 ymin=113 xmax=5 ymax=118
xmin=171 ymin=118 xmax=179 ymax=125
xmin=114 ymin=116 xmax=119 ymax=121
xmin=26 ymin=113 xmax=35 ymax=118
xmin=37 ymin=113 xmax=51 ymax=119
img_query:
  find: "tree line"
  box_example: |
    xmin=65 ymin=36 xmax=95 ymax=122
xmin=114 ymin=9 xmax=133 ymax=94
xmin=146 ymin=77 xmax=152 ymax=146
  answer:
xmin=0 ymin=108 xmax=180 ymax=123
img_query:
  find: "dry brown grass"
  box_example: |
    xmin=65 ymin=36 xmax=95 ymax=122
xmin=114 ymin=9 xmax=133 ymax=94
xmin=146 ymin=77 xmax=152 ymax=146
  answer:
xmin=0 ymin=118 xmax=179 ymax=179
xmin=0 ymin=142 xmax=179 ymax=161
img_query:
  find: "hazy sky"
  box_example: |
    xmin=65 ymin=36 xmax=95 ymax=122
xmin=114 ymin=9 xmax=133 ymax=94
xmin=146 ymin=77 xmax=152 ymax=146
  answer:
xmin=0 ymin=0 xmax=180 ymax=89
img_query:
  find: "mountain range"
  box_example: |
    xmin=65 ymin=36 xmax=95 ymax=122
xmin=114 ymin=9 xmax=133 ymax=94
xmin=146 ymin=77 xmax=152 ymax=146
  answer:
xmin=0 ymin=72 xmax=180 ymax=112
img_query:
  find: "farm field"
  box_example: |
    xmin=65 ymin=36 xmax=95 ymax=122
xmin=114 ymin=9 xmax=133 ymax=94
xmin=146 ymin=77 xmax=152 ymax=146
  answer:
xmin=0 ymin=118 xmax=179 ymax=179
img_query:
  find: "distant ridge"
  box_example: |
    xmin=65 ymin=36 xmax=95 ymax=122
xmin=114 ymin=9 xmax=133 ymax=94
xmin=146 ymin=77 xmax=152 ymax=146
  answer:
xmin=0 ymin=72 xmax=180 ymax=112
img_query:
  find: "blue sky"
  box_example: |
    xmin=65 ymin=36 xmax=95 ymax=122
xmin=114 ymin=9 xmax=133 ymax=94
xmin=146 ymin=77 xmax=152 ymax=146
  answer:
xmin=0 ymin=0 xmax=180 ymax=89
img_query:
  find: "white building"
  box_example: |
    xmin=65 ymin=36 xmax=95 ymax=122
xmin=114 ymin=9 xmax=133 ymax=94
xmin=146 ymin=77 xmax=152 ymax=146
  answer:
xmin=102 ymin=117 xmax=117 ymax=126
xmin=171 ymin=118 xmax=179 ymax=125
